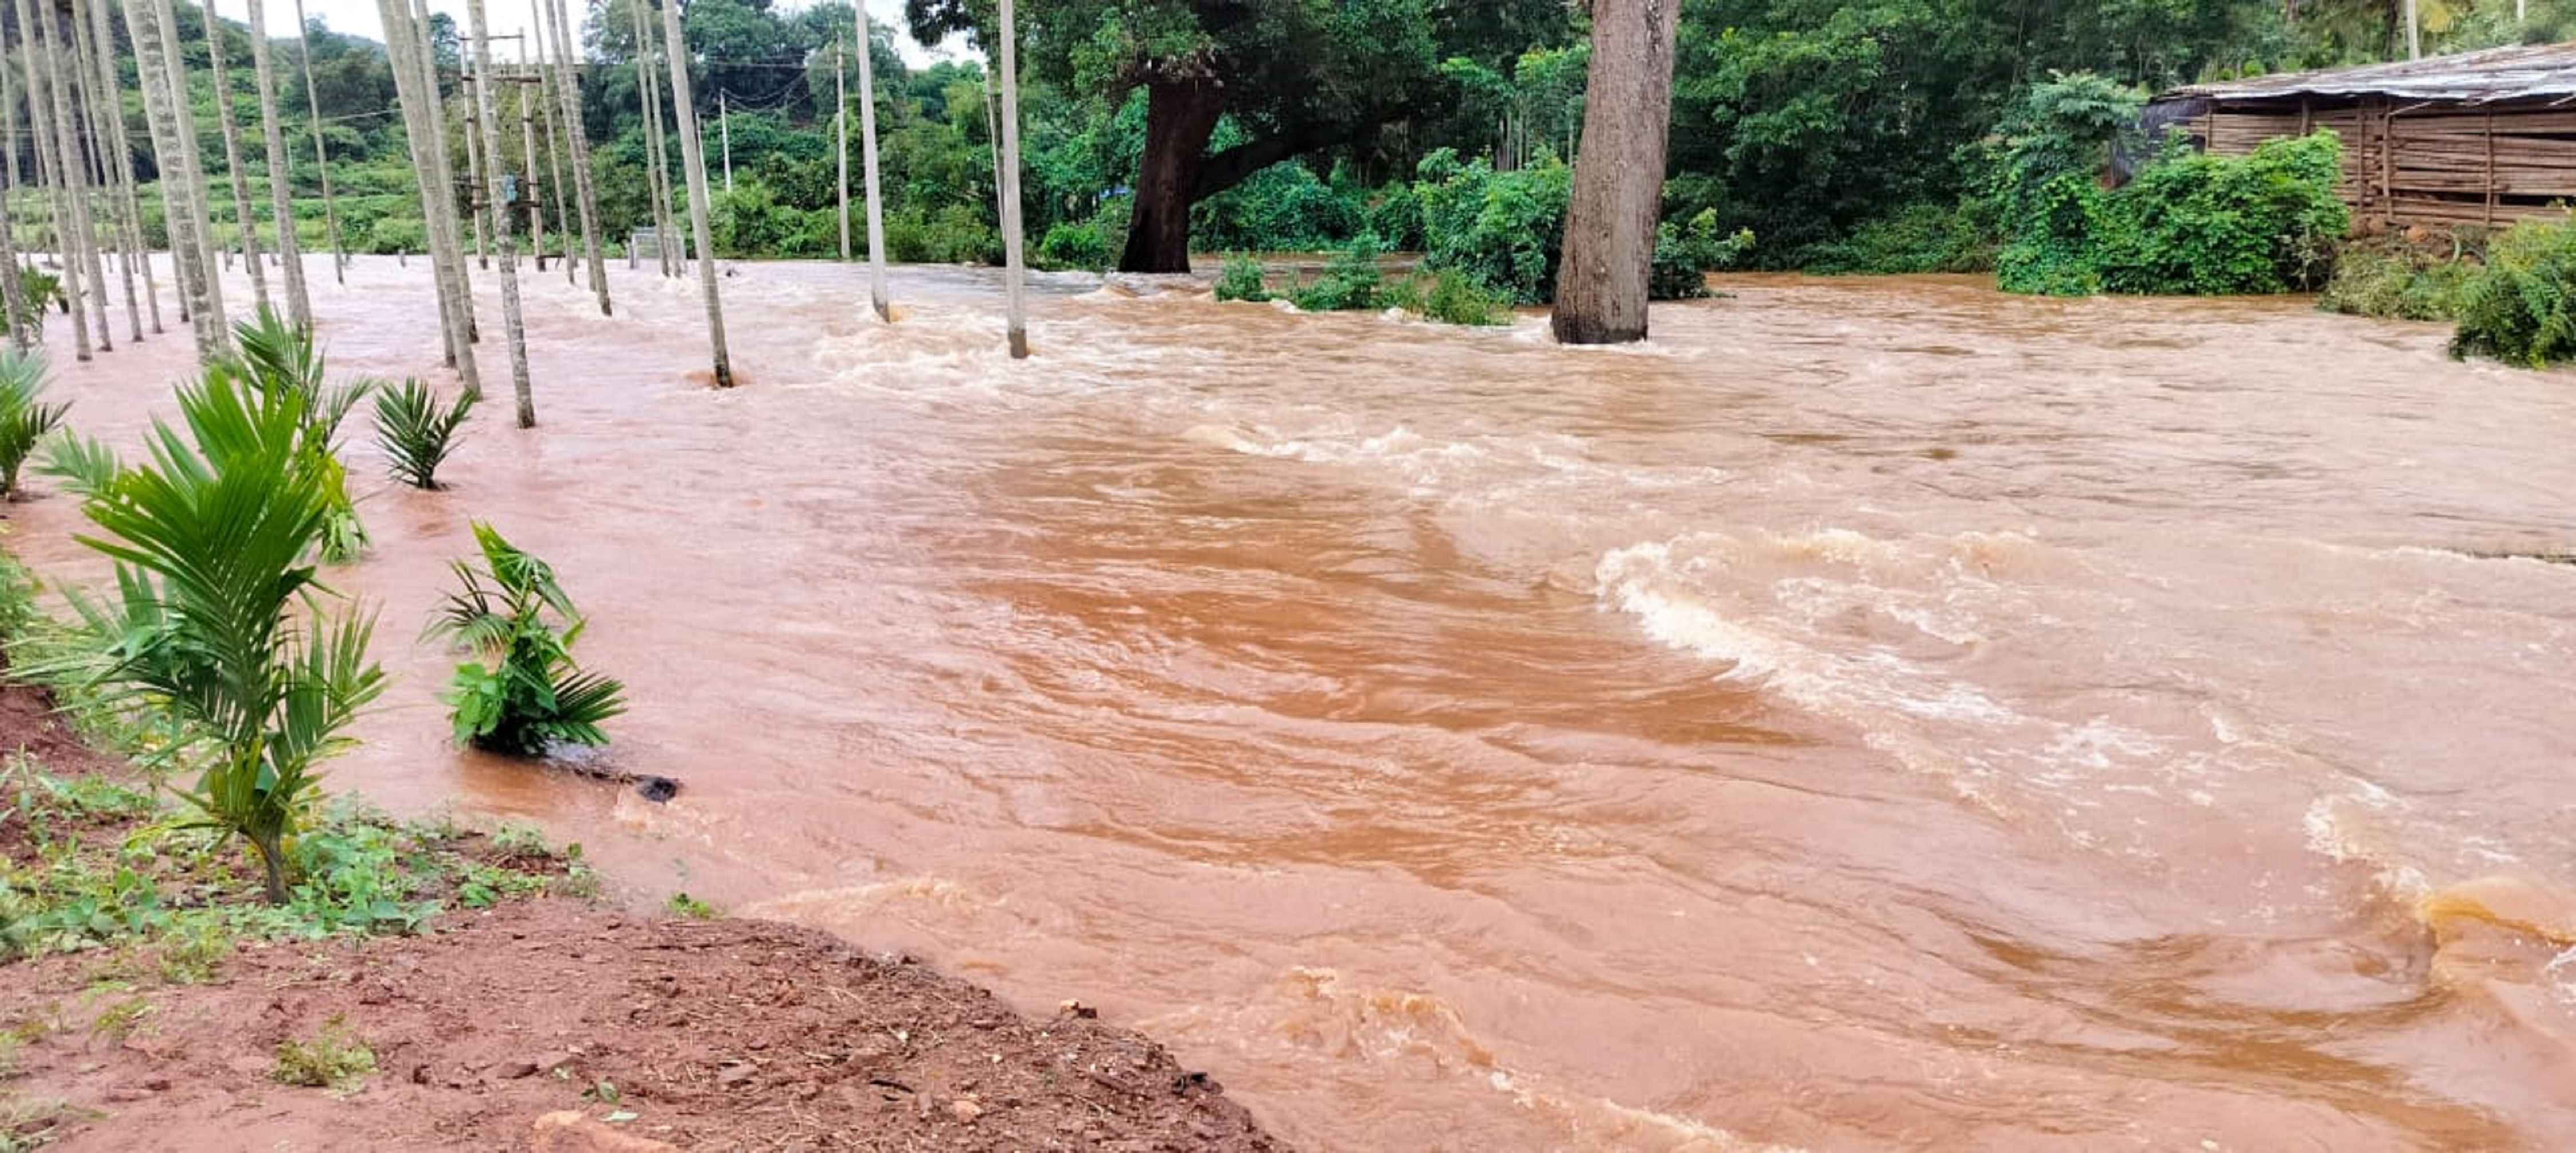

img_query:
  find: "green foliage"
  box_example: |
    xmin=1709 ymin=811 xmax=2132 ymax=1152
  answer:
xmin=370 ymin=380 xmax=477 ymax=491
xmin=27 ymin=358 xmax=385 ymax=905
xmin=0 ymin=761 xmax=580 ymax=963
xmin=431 ymin=524 xmax=627 ymax=757
xmin=1214 ymin=253 xmax=1271 ymax=303
xmin=1995 ymin=74 xmax=2346 ymax=299
xmin=0 ymin=352 xmax=68 ymax=499
xmin=223 ymin=312 xmax=374 ymax=563
xmin=1650 ymin=211 xmax=1756 ymax=300
xmin=885 ymin=204 xmax=1000 ymax=265
xmin=272 ymin=1016 xmax=375 ymax=1091
xmin=34 ymin=435 xmax=117 ymax=503
xmin=1797 ymin=200 xmax=2000 ymax=274
xmin=13 ymin=265 xmax=60 ymax=333
xmin=1421 ymin=268 xmax=1514 ymax=326
xmin=1290 ymin=240 xmax=1386 ymax=311
xmin=2319 ymin=237 xmax=2479 ymax=321
xmin=1415 ymin=149 xmax=1573 ymax=305
xmin=361 ymin=217 xmax=427 ymax=255
xmin=1194 ymin=161 xmax=1366 ymax=253
xmin=2449 ymin=214 xmax=2576 ymax=366
xmin=664 ymin=891 xmax=717 ymax=919
xmin=710 ymin=179 xmax=836 ymax=259
xmin=1037 ymin=219 xmax=1113 ymax=271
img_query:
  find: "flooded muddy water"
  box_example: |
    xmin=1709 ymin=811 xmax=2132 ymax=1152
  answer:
xmin=13 ymin=258 xmax=2576 ymax=1151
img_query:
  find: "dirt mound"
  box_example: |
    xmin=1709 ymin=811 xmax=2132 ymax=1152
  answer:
xmin=0 ymin=899 xmax=1286 ymax=1151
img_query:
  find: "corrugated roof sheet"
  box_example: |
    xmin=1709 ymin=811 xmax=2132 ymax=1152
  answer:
xmin=2159 ymin=42 xmax=2576 ymax=104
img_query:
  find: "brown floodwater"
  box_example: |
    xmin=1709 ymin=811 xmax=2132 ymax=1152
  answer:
xmin=13 ymin=257 xmax=2576 ymax=1151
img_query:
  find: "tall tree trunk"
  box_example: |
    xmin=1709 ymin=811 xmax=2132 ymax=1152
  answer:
xmin=0 ymin=169 xmax=25 ymax=348
xmin=81 ymin=0 xmax=160 ymax=336
xmin=545 ymin=0 xmax=607 ymax=314
xmin=629 ymin=0 xmax=675 ymax=277
xmin=132 ymin=0 xmax=222 ymax=353
xmin=149 ymin=0 xmax=226 ymax=342
xmin=835 ymin=31 xmax=847 ymax=262
xmin=1116 ymin=77 xmax=1222 ymax=274
xmin=291 ymin=0 xmax=342 ymax=283
xmin=406 ymin=0 xmax=476 ymax=347
xmin=855 ymin=15 xmax=886 ymax=319
xmin=68 ymin=0 xmax=141 ymax=343
xmin=537 ymin=56 xmax=570 ymax=281
xmin=997 ymin=0 xmax=1025 ymax=358
xmin=517 ymin=78 xmax=544 ymax=271
xmin=244 ymin=0 xmax=311 ymax=328
xmin=1551 ymin=0 xmax=1680 ymax=346
xmin=655 ymin=0 xmax=727 ymax=386
xmin=17 ymin=0 xmax=95 ymax=360
xmin=45 ymin=5 xmax=108 ymax=350
xmin=465 ymin=0 xmax=534 ymax=424
xmin=377 ymin=0 xmax=479 ymax=392
xmin=204 ymin=1 xmax=271 ymax=311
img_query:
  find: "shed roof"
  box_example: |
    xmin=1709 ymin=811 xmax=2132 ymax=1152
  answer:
xmin=2159 ymin=43 xmax=2576 ymax=105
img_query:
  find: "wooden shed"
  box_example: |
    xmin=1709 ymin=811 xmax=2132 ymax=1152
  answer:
xmin=2150 ymin=45 xmax=2576 ymax=228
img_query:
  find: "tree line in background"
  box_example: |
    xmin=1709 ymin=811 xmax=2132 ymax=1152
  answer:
xmin=0 ymin=0 xmax=2562 ymax=292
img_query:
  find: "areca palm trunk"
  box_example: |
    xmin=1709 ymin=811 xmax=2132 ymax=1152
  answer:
xmin=245 ymin=0 xmax=312 ymax=328
xmin=545 ymin=0 xmax=608 ymax=313
xmin=460 ymin=81 xmax=489 ymax=268
xmin=290 ymin=0 xmax=342 ymax=285
xmin=204 ymin=1 xmax=271 ymax=310
xmin=405 ymin=0 xmax=476 ymax=346
xmin=150 ymin=0 xmax=226 ymax=343
xmin=629 ymin=0 xmax=675 ymax=277
xmin=517 ymin=77 xmax=544 ymax=270
xmin=997 ymin=0 xmax=1026 ymax=358
xmin=44 ymin=7 xmax=109 ymax=349
xmin=534 ymin=48 xmax=570 ymax=281
xmin=655 ymin=0 xmax=726 ymax=386
xmin=0 ymin=161 xmax=27 ymax=348
xmin=376 ymin=0 xmax=480 ymax=392
xmin=66 ymin=0 xmax=140 ymax=343
xmin=14 ymin=0 xmax=96 ymax=360
xmin=131 ymin=0 xmax=223 ymax=352
xmin=81 ymin=0 xmax=161 ymax=335
xmin=465 ymin=0 xmax=535 ymax=425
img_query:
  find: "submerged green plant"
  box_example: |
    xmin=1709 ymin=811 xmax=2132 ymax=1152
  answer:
xmin=370 ymin=378 xmax=476 ymax=489
xmin=430 ymin=523 xmax=627 ymax=756
xmin=0 ymin=350 xmax=67 ymax=497
xmin=1214 ymin=252 xmax=1271 ymax=302
xmin=31 ymin=362 xmax=386 ymax=903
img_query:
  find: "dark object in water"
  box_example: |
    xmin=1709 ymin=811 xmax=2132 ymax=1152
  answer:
xmin=634 ymin=775 xmax=681 ymax=803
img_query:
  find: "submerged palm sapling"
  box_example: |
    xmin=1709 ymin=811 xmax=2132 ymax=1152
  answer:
xmin=431 ymin=523 xmax=627 ymax=756
xmin=372 ymin=378 xmax=477 ymax=489
xmin=0 ymin=349 xmax=68 ymax=497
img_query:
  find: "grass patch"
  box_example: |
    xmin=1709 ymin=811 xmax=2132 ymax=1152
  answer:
xmin=664 ymin=891 xmax=717 ymax=919
xmin=272 ymin=1016 xmax=376 ymax=1091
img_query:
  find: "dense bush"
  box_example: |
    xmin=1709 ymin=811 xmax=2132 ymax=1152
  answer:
xmin=1992 ymin=73 xmax=2347 ymax=297
xmin=1416 ymin=149 xmax=1573 ymax=305
xmin=1650 ymin=211 xmax=1755 ymax=299
xmin=2320 ymin=236 xmax=2480 ymax=322
xmin=1422 ymin=268 xmax=1513 ymax=325
xmin=887 ymin=204 xmax=1001 ymax=265
xmin=1193 ymin=160 xmax=1365 ymax=252
xmin=712 ymin=180 xmax=833 ymax=259
xmin=1797 ymin=201 xmax=2000 ymax=274
xmin=2449 ymin=215 xmax=2576 ymax=365
xmin=1037 ymin=219 xmax=1113 ymax=270
xmin=364 ymin=217 xmax=428 ymax=255
xmin=1290 ymin=240 xmax=1386 ymax=311
xmin=1214 ymin=253 xmax=1271 ymax=302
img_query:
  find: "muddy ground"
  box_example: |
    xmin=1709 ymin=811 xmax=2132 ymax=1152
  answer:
xmin=0 ymin=684 xmax=1285 ymax=1152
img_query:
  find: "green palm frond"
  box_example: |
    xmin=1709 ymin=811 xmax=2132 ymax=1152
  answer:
xmin=371 ymin=378 xmax=477 ymax=489
xmin=0 ymin=349 xmax=67 ymax=497
xmin=432 ymin=523 xmax=622 ymax=756
xmin=35 ymin=432 xmax=121 ymax=500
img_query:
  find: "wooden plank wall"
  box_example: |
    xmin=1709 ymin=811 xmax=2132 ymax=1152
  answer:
xmin=2199 ymin=97 xmax=2576 ymax=228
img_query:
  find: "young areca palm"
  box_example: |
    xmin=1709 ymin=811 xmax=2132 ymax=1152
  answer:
xmin=41 ymin=361 xmax=385 ymax=902
xmin=224 ymin=309 xmax=374 ymax=562
xmin=431 ymin=523 xmax=626 ymax=756
xmin=372 ymin=378 xmax=477 ymax=489
xmin=0 ymin=349 xmax=68 ymax=497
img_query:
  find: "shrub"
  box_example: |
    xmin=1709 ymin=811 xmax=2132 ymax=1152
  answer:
xmin=1290 ymin=239 xmax=1385 ymax=311
xmin=2450 ymin=214 xmax=2576 ymax=365
xmin=1650 ymin=210 xmax=1755 ymax=300
xmin=886 ymin=204 xmax=999 ymax=264
xmin=1037 ymin=220 xmax=1111 ymax=270
xmin=1421 ymin=268 xmax=1513 ymax=326
xmin=1797 ymin=200 xmax=1999 ymax=274
xmin=372 ymin=379 xmax=477 ymax=490
xmin=14 ymin=264 xmax=60 ymax=333
xmin=1214 ymin=252 xmax=1270 ymax=302
xmin=0 ymin=350 xmax=67 ymax=497
xmin=272 ymin=1017 xmax=376 ymax=1091
xmin=362 ymin=217 xmax=427 ymax=255
xmin=1192 ymin=160 xmax=1364 ymax=252
xmin=2320 ymin=237 xmax=2479 ymax=321
xmin=430 ymin=523 xmax=627 ymax=756
xmin=2001 ymin=132 xmax=2347 ymax=297
xmin=1415 ymin=148 xmax=1573 ymax=305
xmin=1366 ymin=183 xmax=1425 ymax=252
xmin=31 ymin=360 xmax=387 ymax=903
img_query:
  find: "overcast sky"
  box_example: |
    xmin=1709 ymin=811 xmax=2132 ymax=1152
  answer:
xmin=227 ymin=0 xmax=971 ymax=68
